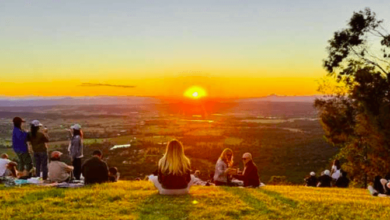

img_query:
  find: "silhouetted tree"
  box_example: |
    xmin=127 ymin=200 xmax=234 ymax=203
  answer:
xmin=316 ymin=8 xmax=390 ymax=186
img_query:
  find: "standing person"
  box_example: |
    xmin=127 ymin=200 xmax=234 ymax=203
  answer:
xmin=12 ymin=117 xmax=33 ymax=177
xmin=27 ymin=120 xmax=49 ymax=180
xmin=81 ymin=150 xmax=109 ymax=184
xmin=214 ymin=148 xmax=236 ymax=186
xmin=68 ymin=124 xmax=83 ymax=180
xmin=149 ymin=139 xmax=194 ymax=195
xmin=48 ymin=151 xmax=74 ymax=183
xmin=0 ymin=154 xmax=18 ymax=177
xmin=233 ymin=153 xmax=260 ymax=187
xmin=331 ymin=159 xmax=341 ymax=180
xmin=317 ymin=170 xmax=332 ymax=187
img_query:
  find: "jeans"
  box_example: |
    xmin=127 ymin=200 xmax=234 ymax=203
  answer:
xmin=16 ymin=152 xmax=33 ymax=172
xmin=72 ymin=158 xmax=82 ymax=180
xmin=34 ymin=152 xmax=48 ymax=180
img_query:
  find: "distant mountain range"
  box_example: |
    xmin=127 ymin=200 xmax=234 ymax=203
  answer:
xmin=0 ymin=95 xmax=322 ymax=106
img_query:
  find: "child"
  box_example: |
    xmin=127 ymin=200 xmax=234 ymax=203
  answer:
xmin=108 ymin=167 xmax=120 ymax=182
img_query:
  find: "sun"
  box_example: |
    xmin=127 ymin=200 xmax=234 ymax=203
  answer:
xmin=184 ymin=86 xmax=207 ymax=99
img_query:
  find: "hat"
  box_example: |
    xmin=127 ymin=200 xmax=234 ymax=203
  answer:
xmin=13 ymin=117 xmax=26 ymax=124
xmin=71 ymin=124 xmax=81 ymax=130
xmin=310 ymin=172 xmax=315 ymax=176
xmin=51 ymin=151 xmax=63 ymax=159
xmin=31 ymin=120 xmax=43 ymax=127
xmin=324 ymin=170 xmax=330 ymax=176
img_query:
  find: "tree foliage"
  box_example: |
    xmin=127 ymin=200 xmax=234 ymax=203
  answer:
xmin=316 ymin=8 xmax=390 ymax=185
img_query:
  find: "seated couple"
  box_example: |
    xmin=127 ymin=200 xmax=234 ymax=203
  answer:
xmin=368 ymin=175 xmax=390 ymax=197
xmin=214 ymin=148 xmax=260 ymax=188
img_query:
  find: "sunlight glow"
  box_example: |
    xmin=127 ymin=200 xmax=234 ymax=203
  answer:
xmin=184 ymin=86 xmax=207 ymax=99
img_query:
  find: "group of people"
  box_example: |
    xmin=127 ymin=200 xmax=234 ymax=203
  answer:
xmin=0 ymin=117 xmax=119 ymax=185
xmin=304 ymin=160 xmax=350 ymax=188
xmin=149 ymin=140 xmax=261 ymax=195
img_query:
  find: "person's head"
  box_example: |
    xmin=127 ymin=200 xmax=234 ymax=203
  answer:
xmin=242 ymin=152 xmax=252 ymax=165
xmin=109 ymin=167 xmax=118 ymax=176
xmin=219 ymin=148 xmax=234 ymax=166
xmin=341 ymin=170 xmax=347 ymax=177
xmin=93 ymin=150 xmax=103 ymax=159
xmin=324 ymin=170 xmax=330 ymax=176
xmin=71 ymin=124 xmax=83 ymax=138
xmin=13 ymin=117 xmax=25 ymax=129
xmin=310 ymin=171 xmax=316 ymax=177
xmin=1 ymin=153 xmax=8 ymax=159
xmin=30 ymin=120 xmax=43 ymax=137
xmin=50 ymin=151 xmax=63 ymax=161
xmin=333 ymin=159 xmax=340 ymax=169
xmin=194 ymin=170 xmax=200 ymax=177
xmin=158 ymin=139 xmax=191 ymax=175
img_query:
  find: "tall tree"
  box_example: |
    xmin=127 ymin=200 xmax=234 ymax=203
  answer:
xmin=316 ymin=8 xmax=390 ymax=186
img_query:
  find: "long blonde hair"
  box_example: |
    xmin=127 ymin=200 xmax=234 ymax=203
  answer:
xmin=219 ymin=148 xmax=234 ymax=167
xmin=158 ymin=139 xmax=191 ymax=175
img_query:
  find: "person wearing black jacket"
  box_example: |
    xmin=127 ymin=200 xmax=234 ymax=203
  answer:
xmin=233 ymin=153 xmax=260 ymax=187
xmin=81 ymin=150 xmax=108 ymax=184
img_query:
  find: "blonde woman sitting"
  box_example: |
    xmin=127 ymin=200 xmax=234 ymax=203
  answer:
xmin=149 ymin=140 xmax=194 ymax=195
xmin=214 ymin=148 xmax=236 ymax=186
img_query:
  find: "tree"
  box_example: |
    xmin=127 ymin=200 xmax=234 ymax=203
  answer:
xmin=315 ymin=8 xmax=390 ymax=186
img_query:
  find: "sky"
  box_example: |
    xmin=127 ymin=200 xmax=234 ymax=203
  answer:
xmin=0 ymin=0 xmax=389 ymax=98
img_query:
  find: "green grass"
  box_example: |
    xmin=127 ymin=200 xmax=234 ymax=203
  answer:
xmin=1 ymin=181 xmax=390 ymax=220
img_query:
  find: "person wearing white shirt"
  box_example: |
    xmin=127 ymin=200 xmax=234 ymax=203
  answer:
xmin=0 ymin=154 xmax=17 ymax=177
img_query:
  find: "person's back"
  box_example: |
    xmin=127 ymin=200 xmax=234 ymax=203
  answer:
xmin=28 ymin=131 xmax=49 ymax=153
xmin=335 ymin=176 xmax=350 ymax=188
xmin=305 ymin=176 xmax=318 ymax=187
xmin=158 ymin=168 xmax=191 ymax=189
xmin=318 ymin=172 xmax=332 ymax=187
xmin=82 ymin=152 xmax=108 ymax=184
xmin=0 ymin=157 xmax=11 ymax=176
xmin=48 ymin=160 xmax=72 ymax=183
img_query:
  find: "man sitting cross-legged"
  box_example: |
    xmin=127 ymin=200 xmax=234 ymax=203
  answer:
xmin=82 ymin=150 xmax=109 ymax=185
xmin=48 ymin=151 xmax=74 ymax=183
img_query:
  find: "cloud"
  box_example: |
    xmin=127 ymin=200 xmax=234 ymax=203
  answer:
xmin=80 ymin=83 xmax=136 ymax=89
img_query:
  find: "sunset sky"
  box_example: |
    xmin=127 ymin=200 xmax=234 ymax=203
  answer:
xmin=0 ymin=0 xmax=389 ymax=98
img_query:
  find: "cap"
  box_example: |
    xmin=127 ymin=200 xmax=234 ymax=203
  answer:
xmin=31 ymin=120 xmax=43 ymax=127
xmin=310 ymin=172 xmax=315 ymax=176
xmin=13 ymin=117 xmax=26 ymax=124
xmin=51 ymin=151 xmax=63 ymax=159
xmin=71 ymin=124 xmax=81 ymax=130
xmin=324 ymin=170 xmax=330 ymax=176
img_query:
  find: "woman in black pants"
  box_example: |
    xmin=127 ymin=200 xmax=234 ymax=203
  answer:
xmin=68 ymin=124 xmax=83 ymax=180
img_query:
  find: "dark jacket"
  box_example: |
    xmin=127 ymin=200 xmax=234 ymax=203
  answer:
xmin=12 ymin=127 xmax=28 ymax=153
xmin=318 ymin=175 xmax=332 ymax=187
xmin=335 ymin=176 xmax=350 ymax=188
xmin=305 ymin=176 xmax=318 ymax=187
xmin=234 ymin=160 xmax=260 ymax=187
xmin=27 ymin=132 xmax=49 ymax=152
xmin=158 ymin=168 xmax=191 ymax=189
xmin=81 ymin=157 xmax=109 ymax=185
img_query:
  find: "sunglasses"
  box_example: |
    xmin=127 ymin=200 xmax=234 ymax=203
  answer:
xmin=242 ymin=158 xmax=249 ymax=160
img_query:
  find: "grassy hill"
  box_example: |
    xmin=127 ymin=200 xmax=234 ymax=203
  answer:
xmin=1 ymin=181 xmax=389 ymax=220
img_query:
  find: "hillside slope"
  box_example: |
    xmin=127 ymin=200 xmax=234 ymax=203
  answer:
xmin=1 ymin=181 xmax=389 ymax=220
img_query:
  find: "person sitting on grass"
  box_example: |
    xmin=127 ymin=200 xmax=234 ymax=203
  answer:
xmin=368 ymin=175 xmax=390 ymax=197
xmin=335 ymin=170 xmax=350 ymax=188
xmin=48 ymin=151 xmax=74 ymax=183
xmin=81 ymin=150 xmax=109 ymax=185
xmin=149 ymin=139 xmax=194 ymax=195
xmin=317 ymin=170 xmax=332 ymax=187
xmin=108 ymin=167 xmax=119 ymax=182
xmin=214 ymin=148 xmax=236 ymax=186
xmin=304 ymin=172 xmax=318 ymax=187
xmin=0 ymin=154 xmax=18 ymax=177
xmin=233 ymin=153 xmax=260 ymax=188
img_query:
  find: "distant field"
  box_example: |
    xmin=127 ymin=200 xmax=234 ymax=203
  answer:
xmin=1 ymin=181 xmax=389 ymax=220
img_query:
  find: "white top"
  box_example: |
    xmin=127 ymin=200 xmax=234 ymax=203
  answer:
xmin=331 ymin=165 xmax=341 ymax=180
xmin=0 ymin=158 xmax=11 ymax=176
xmin=214 ymin=158 xmax=229 ymax=183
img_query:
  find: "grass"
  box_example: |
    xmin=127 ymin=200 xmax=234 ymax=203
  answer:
xmin=1 ymin=181 xmax=390 ymax=220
